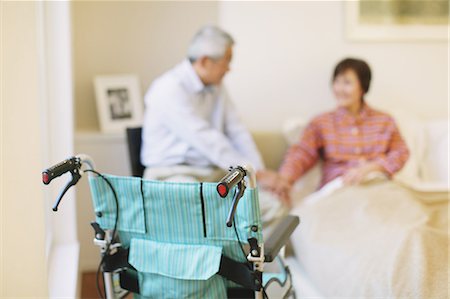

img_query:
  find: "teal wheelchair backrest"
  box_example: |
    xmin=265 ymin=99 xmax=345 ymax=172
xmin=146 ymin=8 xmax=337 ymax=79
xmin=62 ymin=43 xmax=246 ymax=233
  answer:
xmin=89 ymin=174 xmax=263 ymax=298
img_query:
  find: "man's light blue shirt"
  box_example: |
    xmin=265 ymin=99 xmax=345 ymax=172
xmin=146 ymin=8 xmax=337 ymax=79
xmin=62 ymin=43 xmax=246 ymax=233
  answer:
xmin=141 ymin=59 xmax=264 ymax=170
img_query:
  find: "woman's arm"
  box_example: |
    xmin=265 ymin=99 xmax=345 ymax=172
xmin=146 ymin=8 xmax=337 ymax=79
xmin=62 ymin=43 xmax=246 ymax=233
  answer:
xmin=278 ymin=120 xmax=323 ymax=185
xmin=257 ymin=120 xmax=322 ymax=206
xmin=372 ymin=119 xmax=410 ymax=176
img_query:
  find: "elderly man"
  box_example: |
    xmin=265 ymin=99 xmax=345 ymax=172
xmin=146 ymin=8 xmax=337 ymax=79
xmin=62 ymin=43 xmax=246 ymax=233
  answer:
xmin=141 ymin=26 xmax=286 ymax=222
xmin=141 ymin=26 xmax=265 ymax=182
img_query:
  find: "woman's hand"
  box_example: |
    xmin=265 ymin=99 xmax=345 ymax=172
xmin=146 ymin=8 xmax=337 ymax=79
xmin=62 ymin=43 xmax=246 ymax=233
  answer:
xmin=257 ymin=170 xmax=293 ymax=207
xmin=343 ymin=162 xmax=383 ymax=185
xmin=256 ymin=169 xmax=280 ymax=190
xmin=273 ymin=175 xmax=293 ymax=207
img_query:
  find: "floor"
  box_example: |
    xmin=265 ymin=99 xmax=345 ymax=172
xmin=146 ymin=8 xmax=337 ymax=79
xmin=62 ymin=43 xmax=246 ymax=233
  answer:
xmin=81 ymin=272 xmax=103 ymax=299
xmin=81 ymin=272 xmax=133 ymax=299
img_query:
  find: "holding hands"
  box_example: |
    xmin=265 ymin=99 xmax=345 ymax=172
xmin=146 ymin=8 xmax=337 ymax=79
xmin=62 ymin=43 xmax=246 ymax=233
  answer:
xmin=256 ymin=161 xmax=384 ymax=208
xmin=257 ymin=170 xmax=294 ymax=207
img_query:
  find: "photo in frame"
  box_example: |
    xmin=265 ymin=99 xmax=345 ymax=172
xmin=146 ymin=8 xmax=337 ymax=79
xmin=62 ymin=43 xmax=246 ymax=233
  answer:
xmin=345 ymin=0 xmax=449 ymax=41
xmin=94 ymin=74 xmax=143 ymax=133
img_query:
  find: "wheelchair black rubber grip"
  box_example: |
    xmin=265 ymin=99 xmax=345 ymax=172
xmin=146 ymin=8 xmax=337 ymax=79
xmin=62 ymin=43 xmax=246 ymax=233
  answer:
xmin=217 ymin=166 xmax=246 ymax=198
xmin=42 ymin=156 xmax=79 ymax=185
xmin=264 ymin=215 xmax=300 ymax=263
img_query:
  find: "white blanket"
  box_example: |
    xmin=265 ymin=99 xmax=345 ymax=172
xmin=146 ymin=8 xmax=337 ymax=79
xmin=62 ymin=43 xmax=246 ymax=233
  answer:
xmin=290 ymin=178 xmax=449 ymax=298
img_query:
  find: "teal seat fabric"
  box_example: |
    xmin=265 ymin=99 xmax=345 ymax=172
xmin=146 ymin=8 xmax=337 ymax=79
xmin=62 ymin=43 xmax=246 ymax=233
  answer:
xmin=129 ymin=239 xmax=225 ymax=298
xmin=129 ymin=239 xmax=223 ymax=280
xmin=88 ymin=174 xmax=263 ymax=298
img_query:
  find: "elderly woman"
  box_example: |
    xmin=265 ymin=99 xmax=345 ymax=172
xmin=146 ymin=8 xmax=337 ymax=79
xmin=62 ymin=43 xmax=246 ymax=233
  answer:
xmin=259 ymin=58 xmax=410 ymax=204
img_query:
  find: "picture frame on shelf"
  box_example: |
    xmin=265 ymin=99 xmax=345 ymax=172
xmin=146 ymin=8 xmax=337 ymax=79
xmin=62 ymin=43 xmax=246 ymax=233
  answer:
xmin=94 ymin=74 xmax=143 ymax=133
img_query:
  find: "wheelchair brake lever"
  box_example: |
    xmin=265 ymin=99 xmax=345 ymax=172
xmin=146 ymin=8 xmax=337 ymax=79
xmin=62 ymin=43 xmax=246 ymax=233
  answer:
xmin=226 ymin=181 xmax=246 ymax=227
xmin=52 ymin=168 xmax=81 ymax=212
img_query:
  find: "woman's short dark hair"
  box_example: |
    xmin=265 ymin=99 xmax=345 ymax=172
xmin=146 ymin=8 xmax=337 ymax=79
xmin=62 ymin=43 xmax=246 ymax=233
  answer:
xmin=333 ymin=58 xmax=372 ymax=94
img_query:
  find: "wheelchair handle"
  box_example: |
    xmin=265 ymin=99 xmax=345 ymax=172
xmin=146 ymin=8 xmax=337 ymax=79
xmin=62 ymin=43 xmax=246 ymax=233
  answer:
xmin=42 ymin=154 xmax=95 ymax=184
xmin=42 ymin=156 xmax=81 ymax=185
xmin=217 ymin=166 xmax=246 ymax=198
xmin=42 ymin=154 xmax=95 ymax=211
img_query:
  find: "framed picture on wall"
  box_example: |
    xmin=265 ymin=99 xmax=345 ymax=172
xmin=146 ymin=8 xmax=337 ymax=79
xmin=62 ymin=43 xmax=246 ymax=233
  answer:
xmin=94 ymin=74 xmax=143 ymax=133
xmin=345 ymin=0 xmax=449 ymax=41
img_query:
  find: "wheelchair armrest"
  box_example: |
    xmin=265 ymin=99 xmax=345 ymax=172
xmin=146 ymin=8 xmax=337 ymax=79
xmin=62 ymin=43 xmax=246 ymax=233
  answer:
xmin=264 ymin=215 xmax=300 ymax=263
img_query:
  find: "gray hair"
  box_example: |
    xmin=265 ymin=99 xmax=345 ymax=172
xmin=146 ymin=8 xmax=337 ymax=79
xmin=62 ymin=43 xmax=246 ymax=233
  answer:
xmin=187 ymin=26 xmax=234 ymax=62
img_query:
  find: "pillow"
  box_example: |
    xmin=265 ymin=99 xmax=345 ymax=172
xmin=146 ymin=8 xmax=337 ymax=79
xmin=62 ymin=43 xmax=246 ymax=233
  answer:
xmin=420 ymin=120 xmax=449 ymax=185
xmin=391 ymin=111 xmax=449 ymax=192
xmin=282 ymin=117 xmax=309 ymax=146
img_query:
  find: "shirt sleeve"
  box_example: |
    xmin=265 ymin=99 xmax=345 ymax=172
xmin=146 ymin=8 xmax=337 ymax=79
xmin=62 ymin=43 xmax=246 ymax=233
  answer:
xmin=152 ymin=84 xmax=249 ymax=170
xmin=373 ymin=118 xmax=410 ymax=176
xmin=279 ymin=119 xmax=323 ymax=183
xmin=223 ymin=93 xmax=265 ymax=170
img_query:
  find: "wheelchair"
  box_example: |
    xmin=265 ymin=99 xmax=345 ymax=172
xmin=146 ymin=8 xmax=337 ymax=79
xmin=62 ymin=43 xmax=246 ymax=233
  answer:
xmin=43 ymin=154 xmax=300 ymax=299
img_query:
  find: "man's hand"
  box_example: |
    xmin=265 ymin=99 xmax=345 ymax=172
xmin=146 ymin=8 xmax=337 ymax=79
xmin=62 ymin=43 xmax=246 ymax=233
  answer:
xmin=343 ymin=162 xmax=383 ymax=185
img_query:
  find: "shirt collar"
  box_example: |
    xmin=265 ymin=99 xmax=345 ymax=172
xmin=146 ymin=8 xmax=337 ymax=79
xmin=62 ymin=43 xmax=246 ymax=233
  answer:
xmin=181 ymin=59 xmax=205 ymax=93
xmin=336 ymin=102 xmax=371 ymax=123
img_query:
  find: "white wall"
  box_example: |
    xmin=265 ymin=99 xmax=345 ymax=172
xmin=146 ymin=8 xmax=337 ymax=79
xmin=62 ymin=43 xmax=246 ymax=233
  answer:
xmin=1 ymin=2 xmax=49 ymax=296
xmin=1 ymin=1 xmax=78 ymax=297
xmin=219 ymin=1 xmax=448 ymax=131
xmin=42 ymin=1 xmax=77 ymax=247
xmin=40 ymin=2 xmax=79 ymax=298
